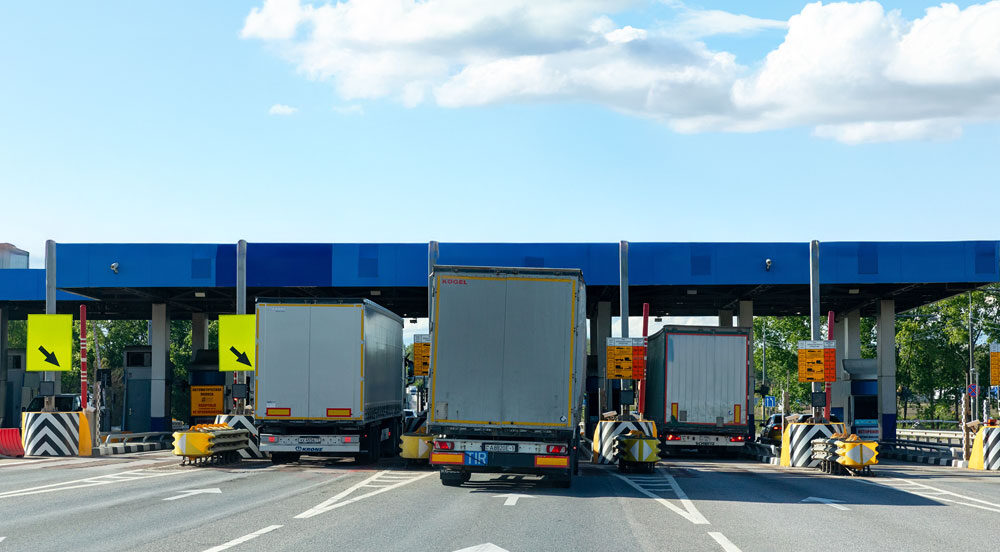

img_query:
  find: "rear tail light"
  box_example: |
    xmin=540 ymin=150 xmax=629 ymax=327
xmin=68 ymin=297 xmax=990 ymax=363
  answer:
xmin=436 ymin=440 xmax=454 ymax=450
xmin=775 ymin=425 xmax=782 ymax=431
xmin=730 ymin=435 xmax=746 ymax=442
xmin=267 ymin=436 xmax=276 ymax=443
xmin=344 ymin=436 xmax=352 ymax=443
xmin=546 ymin=445 xmax=567 ymax=454
xmin=664 ymin=434 xmax=681 ymax=441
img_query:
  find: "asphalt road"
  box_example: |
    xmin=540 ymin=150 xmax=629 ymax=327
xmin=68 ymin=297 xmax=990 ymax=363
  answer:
xmin=2 ymin=451 xmax=1000 ymax=552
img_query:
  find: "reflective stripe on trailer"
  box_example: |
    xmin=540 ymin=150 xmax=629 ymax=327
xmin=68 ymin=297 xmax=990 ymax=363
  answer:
xmin=266 ymin=408 xmax=291 ymax=416
xmin=534 ymin=455 xmax=569 ymax=468
xmin=430 ymin=452 xmax=465 ymax=465
xmin=326 ymin=408 xmax=351 ymax=417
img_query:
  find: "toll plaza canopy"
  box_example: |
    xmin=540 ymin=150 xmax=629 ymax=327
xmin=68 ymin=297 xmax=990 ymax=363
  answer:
xmin=0 ymin=241 xmax=997 ymax=319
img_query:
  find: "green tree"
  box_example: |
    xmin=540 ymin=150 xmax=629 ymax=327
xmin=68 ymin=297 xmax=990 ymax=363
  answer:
xmin=754 ymin=316 xmax=812 ymax=412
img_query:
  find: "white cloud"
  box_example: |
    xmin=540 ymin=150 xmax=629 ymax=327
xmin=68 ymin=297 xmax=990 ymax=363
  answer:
xmin=268 ymin=103 xmax=299 ymax=115
xmin=243 ymin=0 xmax=1000 ymax=143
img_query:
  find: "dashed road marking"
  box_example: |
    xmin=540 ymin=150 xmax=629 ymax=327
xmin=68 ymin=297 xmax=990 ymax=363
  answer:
xmin=295 ymin=470 xmax=434 ymax=519
xmin=202 ymin=524 xmax=282 ymax=552
xmin=613 ymin=468 xmax=709 ymax=524
xmin=708 ymin=532 xmax=742 ymax=552
xmin=859 ymin=476 xmax=1000 ymax=513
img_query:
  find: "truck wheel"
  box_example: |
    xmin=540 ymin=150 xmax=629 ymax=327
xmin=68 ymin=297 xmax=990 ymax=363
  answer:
xmin=440 ymin=470 xmax=465 ymax=487
xmin=572 ymin=448 xmax=580 ymax=476
xmin=553 ymin=472 xmax=572 ymax=489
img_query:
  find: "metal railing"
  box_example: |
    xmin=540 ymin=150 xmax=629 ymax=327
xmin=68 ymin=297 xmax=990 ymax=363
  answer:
xmin=879 ymin=439 xmax=957 ymax=459
xmin=98 ymin=431 xmax=173 ymax=446
xmin=895 ymin=428 xmax=963 ymax=445
xmin=896 ymin=419 xmax=961 ymax=429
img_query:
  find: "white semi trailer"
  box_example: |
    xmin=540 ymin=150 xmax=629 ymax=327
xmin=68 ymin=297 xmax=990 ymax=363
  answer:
xmin=254 ymin=299 xmax=404 ymax=464
xmin=428 ymin=266 xmax=586 ymax=487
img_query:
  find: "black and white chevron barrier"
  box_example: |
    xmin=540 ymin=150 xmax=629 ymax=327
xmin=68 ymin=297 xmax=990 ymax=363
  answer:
xmin=780 ymin=422 xmax=845 ymax=468
xmin=215 ymin=415 xmax=266 ymax=459
xmin=21 ymin=412 xmax=80 ymax=456
xmin=592 ymin=420 xmax=657 ymax=464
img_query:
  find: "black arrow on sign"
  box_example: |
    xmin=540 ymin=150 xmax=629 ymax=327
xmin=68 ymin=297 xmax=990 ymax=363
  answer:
xmin=229 ymin=346 xmax=252 ymax=367
xmin=38 ymin=346 xmax=60 ymax=367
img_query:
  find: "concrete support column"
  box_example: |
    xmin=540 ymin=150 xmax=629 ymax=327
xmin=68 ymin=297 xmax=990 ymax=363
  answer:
xmin=191 ymin=313 xmax=208 ymax=356
xmin=877 ymin=300 xmax=896 ymax=440
xmin=150 ymin=304 xmax=170 ymax=431
xmin=718 ymin=310 xmax=733 ymax=327
xmin=0 ymin=306 xmax=8 ymax=427
xmin=595 ymin=301 xmax=611 ymax=412
xmin=829 ymin=311 xmax=859 ymax=423
xmin=737 ymin=301 xmax=754 ymax=429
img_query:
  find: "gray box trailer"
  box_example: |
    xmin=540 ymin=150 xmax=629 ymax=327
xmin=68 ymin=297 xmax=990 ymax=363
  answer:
xmin=254 ymin=298 xmax=404 ymax=464
xmin=427 ymin=266 xmax=586 ymax=487
xmin=644 ymin=325 xmax=750 ymax=452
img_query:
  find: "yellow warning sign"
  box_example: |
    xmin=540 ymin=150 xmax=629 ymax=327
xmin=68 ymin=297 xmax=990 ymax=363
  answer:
xmin=190 ymin=385 xmax=225 ymax=416
xmin=219 ymin=314 xmax=255 ymax=372
xmin=413 ymin=334 xmax=430 ymax=377
xmin=27 ymin=314 xmax=73 ymax=372
xmin=990 ymin=343 xmax=1000 ymax=386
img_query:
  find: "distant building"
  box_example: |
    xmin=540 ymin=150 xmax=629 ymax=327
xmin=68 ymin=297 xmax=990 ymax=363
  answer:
xmin=0 ymin=243 xmax=29 ymax=269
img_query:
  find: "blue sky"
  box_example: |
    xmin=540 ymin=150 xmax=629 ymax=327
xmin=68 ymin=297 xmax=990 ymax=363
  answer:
xmin=2 ymin=1 xmax=998 ymax=269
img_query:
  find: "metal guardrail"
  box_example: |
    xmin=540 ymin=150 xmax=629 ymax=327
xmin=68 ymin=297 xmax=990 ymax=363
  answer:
xmin=896 ymin=419 xmax=960 ymax=429
xmin=879 ymin=439 xmax=957 ymax=458
xmin=99 ymin=432 xmax=173 ymax=446
xmin=895 ymin=429 xmax=963 ymax=445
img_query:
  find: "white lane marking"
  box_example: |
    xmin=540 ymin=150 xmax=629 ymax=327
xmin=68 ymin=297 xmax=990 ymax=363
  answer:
xmin=0 ymin=469 xmax=187 ymax=499
xmin=295 ymin=470 xmax=433 ymax=519
xmin=613 ymin=468 xmax=709 ymax=525
xmin=859 ymin=477 xmax=1000 ymax=513
xmin=801 ymin=496 xmax=849 ymax=511
xmin=493 ymin=493 xmax=535 ymax=506
xmin=0 ymin=536 xmax=6 ymax=542
xmin=0 ymin=459 xmax=54 ymax=469
xmin=708 ymin=532 xmax=742 ymax=552
xmin=163 ymin=488 xmax=222 ymax=501
xmin=453 ymin=544 xmax=510 ymax=552
xmin=201 ymin=525 xmax=282 ymax=552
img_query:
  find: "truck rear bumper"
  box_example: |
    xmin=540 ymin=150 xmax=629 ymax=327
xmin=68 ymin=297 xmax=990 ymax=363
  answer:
xmin=661 ymin=434 xmax=746 ymax=447
xmin=430 ymin=451 xmax=570 ymax=471
xmin=260 ymin=433 xmax=361 ymax=454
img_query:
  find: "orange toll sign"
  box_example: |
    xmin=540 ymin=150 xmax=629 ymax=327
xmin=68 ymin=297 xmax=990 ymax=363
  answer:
xmin=413 ymin=334 xmax=431 ymax=377
xmin=190 ymin=386 xmax=224 ymax=417
xmin=990 ymin=343 xmax=1000 ymax=386
xmin=797 ymin=340 xmax=837 ymax=383
xmin=606 ymin=337 xmax=646 ymax=380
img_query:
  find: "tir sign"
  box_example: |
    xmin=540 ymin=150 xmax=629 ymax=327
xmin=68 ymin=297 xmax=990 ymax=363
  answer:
xmin=219 ymin=314 xmax=255 ymax=372
xmin=27 ymin=314 xmax=73 ymax=372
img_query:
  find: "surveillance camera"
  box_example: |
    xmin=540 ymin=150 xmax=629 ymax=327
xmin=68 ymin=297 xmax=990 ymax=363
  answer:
xmin=110 ymin=262 xmax=119 ymax=274
xmin=765 ymin=258 xmax=772 ymax=271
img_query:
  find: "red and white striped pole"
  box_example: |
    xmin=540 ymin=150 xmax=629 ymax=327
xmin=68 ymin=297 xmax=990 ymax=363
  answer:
xmin=80 ymin=304 xmax=88 ymax=409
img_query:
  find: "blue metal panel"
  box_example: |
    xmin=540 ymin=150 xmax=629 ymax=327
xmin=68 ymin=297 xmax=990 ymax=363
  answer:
xmin=57 ymin=244 xmax=220 ymax=288
xmin=629 ymin=242 xmax=808 ymax=285
xmin=331 ymin=243 xmax=426 ymax=287
xmin=436 ymin=243 xmax=619 ymax=285
xmin=0 ymin=269 xmax=90 ymax=300
xmin=821 ymin=241 xmax=999 ymax=284
xmin=851 ymin=380 xmax=878 ymax=396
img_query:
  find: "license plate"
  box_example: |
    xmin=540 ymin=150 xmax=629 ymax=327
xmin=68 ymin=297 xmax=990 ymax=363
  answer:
xmin=298 ymin=436 xmax=321 ymax=444
xmin=464 ymin=451 xmax=488 ymax=466
xmin=484 ymin=443 xmax=516 ymax=453
xmin=696 ymin=441 xmax=714 ymax=446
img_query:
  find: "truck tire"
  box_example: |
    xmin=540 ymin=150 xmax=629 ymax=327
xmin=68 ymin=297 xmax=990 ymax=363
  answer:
xmin=440 ymin=470 xmax=467 ymax=487
xmin=552 ymin=471 xmax=572 ymax=489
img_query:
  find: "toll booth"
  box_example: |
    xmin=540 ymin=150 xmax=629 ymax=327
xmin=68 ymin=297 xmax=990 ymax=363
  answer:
xmin=188 ymin=349 xmax=225 ymax=425
xmin=843 ymin=359 xmax=880 ymax=440
xmin=2 ymin=349 xmax=33 ymax=428
xmin=122 ymin=346 xmax=172 ymax=432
